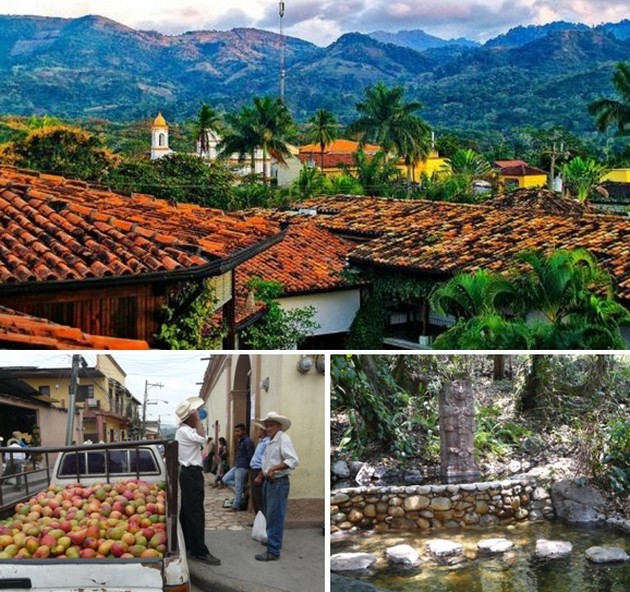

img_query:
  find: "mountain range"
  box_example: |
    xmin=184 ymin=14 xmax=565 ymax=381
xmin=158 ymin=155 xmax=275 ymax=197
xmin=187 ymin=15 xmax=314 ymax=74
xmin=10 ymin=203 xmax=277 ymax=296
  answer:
xmin=1 ymin=14 xmax=630 ymax=139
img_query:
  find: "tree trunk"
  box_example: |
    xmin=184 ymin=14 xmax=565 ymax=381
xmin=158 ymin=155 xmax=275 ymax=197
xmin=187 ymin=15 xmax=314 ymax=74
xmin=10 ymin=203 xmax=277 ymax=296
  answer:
xmin=519 ymin=354 xmax=548 ymax=411
xmin=493 ymin=355 xmax=508 ymax=380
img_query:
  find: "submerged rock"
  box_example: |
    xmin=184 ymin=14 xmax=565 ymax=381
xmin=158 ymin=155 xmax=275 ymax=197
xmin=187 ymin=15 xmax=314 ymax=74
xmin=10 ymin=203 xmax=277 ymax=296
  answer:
xmin=535 ymin=539 xmax=573 ymax=558
xmin=585 ymin=546 xmax=630 ymax=564
xmin=477 ymin=538 xmax=514 ymax=553
xmin=427 ymin=539 xmax=464 ymax=558
xmin=385 ymin=544 xmax=420 ymax=566
xmin=331 ymin=574 xmax=389 ymax=592
xmin=331 ymin=552 xmax=377 ymax=572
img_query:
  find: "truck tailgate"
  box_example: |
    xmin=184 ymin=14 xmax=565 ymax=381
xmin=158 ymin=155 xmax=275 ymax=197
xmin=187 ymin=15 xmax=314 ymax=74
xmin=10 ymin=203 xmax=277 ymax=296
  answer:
xmin=0 ymin=558 xmax=164 ymax=592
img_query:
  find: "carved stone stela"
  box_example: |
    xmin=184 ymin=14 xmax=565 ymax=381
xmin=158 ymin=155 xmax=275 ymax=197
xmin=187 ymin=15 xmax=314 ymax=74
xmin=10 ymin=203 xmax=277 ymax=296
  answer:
xmin=439 ymin=379 xmax=480 ymax=483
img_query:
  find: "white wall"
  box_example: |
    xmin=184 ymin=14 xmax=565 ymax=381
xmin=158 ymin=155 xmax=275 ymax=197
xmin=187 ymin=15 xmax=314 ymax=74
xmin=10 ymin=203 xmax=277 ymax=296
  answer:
xmin=279 ymin=289 xmax=361 ymax=336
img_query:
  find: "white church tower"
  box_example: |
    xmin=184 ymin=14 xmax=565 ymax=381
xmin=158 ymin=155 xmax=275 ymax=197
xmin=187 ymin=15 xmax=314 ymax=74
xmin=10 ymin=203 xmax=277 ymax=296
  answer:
xmin=150 ymin=113 xmax=172 ymax=160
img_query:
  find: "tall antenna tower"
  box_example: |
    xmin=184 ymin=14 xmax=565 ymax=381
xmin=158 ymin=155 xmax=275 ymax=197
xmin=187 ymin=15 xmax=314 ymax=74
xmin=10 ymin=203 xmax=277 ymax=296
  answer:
xmin=279 ymin=1 xmax=286 ymax=103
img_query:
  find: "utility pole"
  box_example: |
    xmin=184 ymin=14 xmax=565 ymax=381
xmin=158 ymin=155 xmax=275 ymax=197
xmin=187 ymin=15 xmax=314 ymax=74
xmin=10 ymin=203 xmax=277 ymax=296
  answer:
xmin=279 ymin=0 xmax=286 ymax=103
xmin=141 ymin=380 xmax=164 ymax=439
xmin=65 ymin=354 xmax=82 ymax=445
xmin=545 ymin=141 xmax=569 ymax=192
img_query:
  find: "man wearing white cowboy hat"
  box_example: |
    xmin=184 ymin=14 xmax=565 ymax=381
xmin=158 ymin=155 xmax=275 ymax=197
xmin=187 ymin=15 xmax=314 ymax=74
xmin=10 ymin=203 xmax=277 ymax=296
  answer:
xmin=254 ymin=411 xmax=299 ymax=562
xmin=175 ymin=396 xmax=221 ymax=566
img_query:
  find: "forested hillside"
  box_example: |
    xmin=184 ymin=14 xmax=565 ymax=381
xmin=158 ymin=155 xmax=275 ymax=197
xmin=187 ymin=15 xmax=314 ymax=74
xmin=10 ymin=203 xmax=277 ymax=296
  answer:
xmin=1 ymin=14 xmax=630 ymax=142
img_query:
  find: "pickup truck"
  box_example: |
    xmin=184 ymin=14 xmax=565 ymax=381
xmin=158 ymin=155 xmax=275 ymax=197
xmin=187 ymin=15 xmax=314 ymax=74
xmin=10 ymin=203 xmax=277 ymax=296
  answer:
xmin=0 ymin=440 xmax=191 ymax=592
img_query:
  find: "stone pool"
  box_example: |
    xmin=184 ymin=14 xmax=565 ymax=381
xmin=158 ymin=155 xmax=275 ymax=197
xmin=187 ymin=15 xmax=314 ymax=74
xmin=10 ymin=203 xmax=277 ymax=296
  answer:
xmin=331 ymin=520 xmax=630 ymax=592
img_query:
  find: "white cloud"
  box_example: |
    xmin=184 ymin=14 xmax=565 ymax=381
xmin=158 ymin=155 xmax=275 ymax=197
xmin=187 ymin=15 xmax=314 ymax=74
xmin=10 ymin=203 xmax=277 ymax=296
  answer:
xmin=1 ymin=0 xmax=629 ymax=45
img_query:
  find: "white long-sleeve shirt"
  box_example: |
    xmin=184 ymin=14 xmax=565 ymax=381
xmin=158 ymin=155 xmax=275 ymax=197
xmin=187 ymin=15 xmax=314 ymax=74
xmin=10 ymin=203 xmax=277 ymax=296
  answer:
xmin=262 ymin=431 xmax=299 ymax=478
xmin=175 ymin=424 xmax=206 ymax=467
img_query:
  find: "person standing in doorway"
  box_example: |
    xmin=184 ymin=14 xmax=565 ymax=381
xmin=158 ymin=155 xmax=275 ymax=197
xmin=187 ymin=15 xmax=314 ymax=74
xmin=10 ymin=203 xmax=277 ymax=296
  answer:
xmin=175 ymin=397 xmax=221 ymax=566
xmin=255 ymin=411 xmax=299 ymax=562
xmin=222 ymin=423 xmax=254 ymax=512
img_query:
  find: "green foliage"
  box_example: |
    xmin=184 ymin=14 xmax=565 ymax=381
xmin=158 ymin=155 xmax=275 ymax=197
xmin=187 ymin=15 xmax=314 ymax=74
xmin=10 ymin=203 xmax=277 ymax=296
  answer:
xmin=291 ymin=165 xmax=327 ymax=199
xmin=561 ymin=156 xmax=609 ymax=202
xmin=431 ymin=249 xmax=630 ymax=350
xmin=13 ymin=125 xmax=118 ymax=182
xmin=107 ymin=153 xmax=237 ymax=209
xmin=474 ymin=405 xmax=532 ymax=457
xmin=241 ymin=276 xmax=320 ymax=349
xmin=588 ymin=61 xmax=630 ymax=135
xmin=601 ymin=419 xmax=630 ymax=493
xmin=331 ymin=355 xmax=436 ymax=461
xmin=349 ymin=82 xmax=430 ymax=162
xmin=157 ymin=280 xmax=226 ymax=350
xmin=340 ymin=149 xmax=402 ymax=197
xmin=346 ymin=273 xmax=435 ymax=349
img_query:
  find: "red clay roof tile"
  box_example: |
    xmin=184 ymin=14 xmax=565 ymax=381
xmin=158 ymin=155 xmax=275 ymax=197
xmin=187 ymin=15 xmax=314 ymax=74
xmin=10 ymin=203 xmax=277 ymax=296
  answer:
xmin=0 ymin=166 xmax=281 ymax=288
xmin=294 ymin=193 xmax=630 ymax=302
xmin=0 ymin=305 xmax=150 ymax=349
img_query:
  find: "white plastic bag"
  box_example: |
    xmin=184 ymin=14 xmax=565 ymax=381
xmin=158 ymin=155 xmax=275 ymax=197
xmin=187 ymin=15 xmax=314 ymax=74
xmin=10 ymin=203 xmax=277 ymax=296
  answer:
xmin=251 ymin=510 xmax=268 ymax=543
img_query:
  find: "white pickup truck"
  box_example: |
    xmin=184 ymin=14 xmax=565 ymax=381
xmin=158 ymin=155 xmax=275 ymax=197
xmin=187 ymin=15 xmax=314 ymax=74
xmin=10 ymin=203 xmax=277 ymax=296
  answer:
xmin=0 ymin=440 xmax=190 ymax=592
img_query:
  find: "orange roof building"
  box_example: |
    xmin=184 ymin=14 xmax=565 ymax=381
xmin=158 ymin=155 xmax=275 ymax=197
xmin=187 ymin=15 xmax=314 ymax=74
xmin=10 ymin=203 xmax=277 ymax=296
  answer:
xmin=0 ymin=166 xmax=283 ymax=348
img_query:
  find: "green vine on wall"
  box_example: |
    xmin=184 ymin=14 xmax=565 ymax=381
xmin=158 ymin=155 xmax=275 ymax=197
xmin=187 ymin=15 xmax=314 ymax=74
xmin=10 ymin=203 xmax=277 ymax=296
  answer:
xmin=345 ymin=272 xmax=436 ymax=349
xmin=157 ymin=280 xmax=226 ymax=350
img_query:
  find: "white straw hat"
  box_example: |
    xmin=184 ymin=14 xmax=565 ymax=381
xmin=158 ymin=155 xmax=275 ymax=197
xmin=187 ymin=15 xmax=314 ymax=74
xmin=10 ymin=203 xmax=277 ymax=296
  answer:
xmin=175 ymin=396 xmax=205 ymax=425
xmin=258 ymin=411 xmax=291 ymax=431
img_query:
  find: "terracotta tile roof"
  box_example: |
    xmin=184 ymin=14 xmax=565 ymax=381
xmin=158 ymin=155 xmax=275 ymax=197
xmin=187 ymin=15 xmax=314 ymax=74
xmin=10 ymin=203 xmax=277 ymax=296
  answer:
xmin=295 ymin=194 xmax=630 ymax=301
xmin=299 ymin=139 xmax=381 ymax=155
xmin=493 ymin=160 xmax=528 ymax=169
xmin=237 ymin=215 xmax=360 ymax=297
xmin=498 ymin=164 xmax=548 ymax=177
xmin=0 ymin=166 xmax=281 ymax=288
xmin=485 ymin=188 xmax=591 ymax=215
xmin=0 ymin=305 xmax=150 ymax=349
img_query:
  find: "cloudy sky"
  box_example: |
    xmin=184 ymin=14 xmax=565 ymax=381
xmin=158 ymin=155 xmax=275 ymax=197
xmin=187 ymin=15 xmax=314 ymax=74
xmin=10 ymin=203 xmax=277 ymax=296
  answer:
xmin=2 ymin=0 xmax=628 ymax=45
xmin=0 ymin=351 xmax=210 ymax=426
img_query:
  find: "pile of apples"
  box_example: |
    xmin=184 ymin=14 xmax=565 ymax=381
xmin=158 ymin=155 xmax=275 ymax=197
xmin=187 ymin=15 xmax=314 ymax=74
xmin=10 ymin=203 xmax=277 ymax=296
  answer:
xmin=0 ymin=479 xmax=167 ymax=559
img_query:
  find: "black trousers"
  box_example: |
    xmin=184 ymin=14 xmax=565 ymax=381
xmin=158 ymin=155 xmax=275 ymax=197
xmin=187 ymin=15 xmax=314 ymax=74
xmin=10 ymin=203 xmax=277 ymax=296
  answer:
xmin=179 ymin=466 xmax=210 ymax=557
xmin=250 ymin=468 xmax=264 ymax=515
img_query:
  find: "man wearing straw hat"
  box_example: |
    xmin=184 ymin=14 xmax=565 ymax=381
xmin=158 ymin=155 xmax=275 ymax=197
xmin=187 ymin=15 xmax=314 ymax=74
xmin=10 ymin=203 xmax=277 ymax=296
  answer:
xmin=255 ymin=411 xmax=299 ymax=562
xmin=175 ymin=396 xmax=221 ymax=566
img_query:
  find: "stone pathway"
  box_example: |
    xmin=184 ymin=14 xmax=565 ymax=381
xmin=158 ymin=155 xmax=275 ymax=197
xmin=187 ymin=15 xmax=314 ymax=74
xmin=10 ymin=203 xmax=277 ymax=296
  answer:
xmin=202 ymin=471 xmax=254 ymax=531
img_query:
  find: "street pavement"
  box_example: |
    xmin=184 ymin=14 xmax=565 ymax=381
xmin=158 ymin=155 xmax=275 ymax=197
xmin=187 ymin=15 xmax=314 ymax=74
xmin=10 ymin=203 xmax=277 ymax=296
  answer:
xmin=188 ymin=472 xmax=326 ymax=592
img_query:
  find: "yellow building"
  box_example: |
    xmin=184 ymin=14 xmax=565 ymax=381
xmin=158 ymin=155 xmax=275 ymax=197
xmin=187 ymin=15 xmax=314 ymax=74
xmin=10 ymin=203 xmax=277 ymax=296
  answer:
xmin=405 ymin=150 xmax=449 ymax=181
xmin=603 ymin=169 xmax=630 ymax=183
xmin=199 ymin=354 xmax=325 ymax=526
xmin=494 ymin=162 xmax=548 ymax=189
xmin=14 ymin=354 xmax=140 ymax=444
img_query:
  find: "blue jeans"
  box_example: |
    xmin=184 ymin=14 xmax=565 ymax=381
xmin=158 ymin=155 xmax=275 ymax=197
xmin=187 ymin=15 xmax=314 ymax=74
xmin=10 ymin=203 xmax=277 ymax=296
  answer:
xmin=223 ymin=466 xmax=249 ymax=509
xmin=263 ymin=476 xmax=290 ymax=557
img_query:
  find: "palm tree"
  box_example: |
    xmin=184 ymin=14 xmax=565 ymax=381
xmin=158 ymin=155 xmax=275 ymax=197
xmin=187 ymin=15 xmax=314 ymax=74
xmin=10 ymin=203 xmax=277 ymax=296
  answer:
xmin=219 ymin=106 xmax=259 ymax=176
xmin=251 ymin=96 xmax=296 ymax=184
xmin=430 ymin=269 xmax=516 ymax=320
xmin=221 ymin=97 xmax=296 ymax=185
xmin=307 ymin=109 xmax=338 ymax=173
xmin=588 ymin=61 xmax=630 ymax=134
xmin=350 ymin=82 xmax=430 ymax=163
xmin=342 ymin=149 xmax=400 ymax=196
xmin=194 ymin=104 xmax=222 ymax=158
xmin=292 ymin=165 xmax=327 ymax=199
xmin=561 ymin=156 xmax=608 ymax=203
xmin=447 ymin=148 xmax=492 ymax=193
xmin=513 ymin=249 xmax=613 ymax=325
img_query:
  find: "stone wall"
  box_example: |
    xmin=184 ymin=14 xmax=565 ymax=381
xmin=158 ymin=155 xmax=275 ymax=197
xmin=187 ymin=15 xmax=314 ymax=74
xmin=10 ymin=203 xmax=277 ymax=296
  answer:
xmin=331 ymin=478 xmax=555 ymax=533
